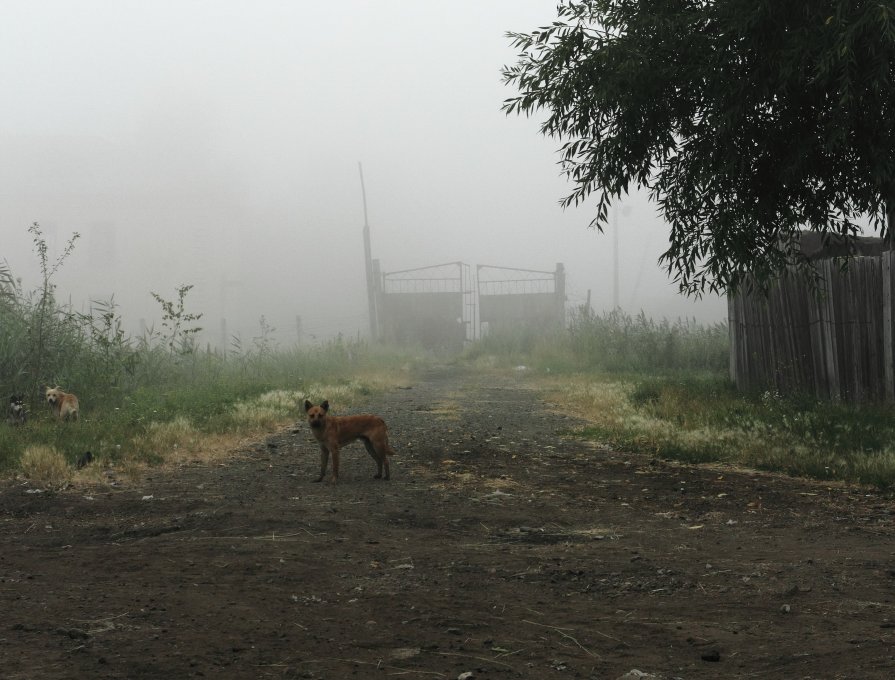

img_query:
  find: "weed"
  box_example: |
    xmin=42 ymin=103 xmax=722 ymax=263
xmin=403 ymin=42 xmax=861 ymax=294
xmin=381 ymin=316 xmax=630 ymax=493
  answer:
xmin=19 ymin=444 xmax=71 ymax=488
xmin=149 ymin=284 xmax=203 ymax=355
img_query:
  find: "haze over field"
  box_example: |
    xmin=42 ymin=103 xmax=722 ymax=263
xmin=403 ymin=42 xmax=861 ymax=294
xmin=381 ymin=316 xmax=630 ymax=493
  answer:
xmin=1 ymin=0 xmax=726 ymax=348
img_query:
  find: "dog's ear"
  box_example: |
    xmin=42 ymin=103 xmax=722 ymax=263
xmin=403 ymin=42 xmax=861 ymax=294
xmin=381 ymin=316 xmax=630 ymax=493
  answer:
xmin=321 ymin=400 xmax=329 ymax=412
xmin=304 ymin=399 xmax=313 ymax=412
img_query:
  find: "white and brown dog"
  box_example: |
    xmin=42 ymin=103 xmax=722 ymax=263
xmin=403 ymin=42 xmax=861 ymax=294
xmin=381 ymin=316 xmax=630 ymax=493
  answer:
xmin=304 ymin=399 xmax=393 ymax=483
xmin=45 ymin=386 xmax=80 ymax=421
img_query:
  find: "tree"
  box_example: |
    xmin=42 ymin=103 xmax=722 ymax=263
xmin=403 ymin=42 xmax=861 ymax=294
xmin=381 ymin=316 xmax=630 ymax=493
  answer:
xmin=502 ymin=1 xmax=895 ymax=295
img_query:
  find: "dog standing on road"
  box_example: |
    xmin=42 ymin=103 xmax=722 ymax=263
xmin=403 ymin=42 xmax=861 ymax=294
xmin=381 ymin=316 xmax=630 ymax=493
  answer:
xmin=304 ymin=399 xmax=393 ymax=483
xmin=7 ymin=395 xmax=26 ymax=426
xmin=45 ymin=386 xmax=80 ymax=421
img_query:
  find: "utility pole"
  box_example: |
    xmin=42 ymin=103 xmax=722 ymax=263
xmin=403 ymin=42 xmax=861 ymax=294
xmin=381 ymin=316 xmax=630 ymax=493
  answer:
xmin=613 ymin=204 xmax=620 ymax=310
xmin=359 ymin=162 xmax=378 ymax=340
xmin=613 ymin=203 xmax=632 ymax=311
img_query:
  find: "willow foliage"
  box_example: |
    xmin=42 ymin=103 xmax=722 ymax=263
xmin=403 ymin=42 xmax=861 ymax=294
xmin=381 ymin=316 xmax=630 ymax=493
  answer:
xmin=503 ymin=1 xmax=895 ymax=295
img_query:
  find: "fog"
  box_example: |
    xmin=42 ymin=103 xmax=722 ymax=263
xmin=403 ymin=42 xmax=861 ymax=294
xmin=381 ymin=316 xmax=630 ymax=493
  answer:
xmin=1 ymin=1 xmax=726 ymax=348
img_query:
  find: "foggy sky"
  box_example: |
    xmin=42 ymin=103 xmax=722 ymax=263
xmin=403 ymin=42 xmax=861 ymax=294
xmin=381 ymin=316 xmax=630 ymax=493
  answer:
xmin=0 ymin=1 xmax=726 ymax=348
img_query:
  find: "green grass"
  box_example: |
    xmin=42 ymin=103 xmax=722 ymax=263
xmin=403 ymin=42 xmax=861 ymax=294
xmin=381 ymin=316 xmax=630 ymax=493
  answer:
xmin=464 ymin=308 xmax=895 ymax=489
xmin=0 ymin=341 xmax=423 ymax=478
xmin=547 ymin=373 xmax=895 ymax=489
xmin=465 ymin=308 xmax=729 ymax=374
xmin=2 ymin=228 xmax=429 ymax=483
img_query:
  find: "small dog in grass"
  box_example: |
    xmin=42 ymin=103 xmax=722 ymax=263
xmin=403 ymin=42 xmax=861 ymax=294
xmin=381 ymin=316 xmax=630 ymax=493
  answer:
xmin=45 ymin=386 xmax=80 ymax=421
xmin=7 ymin=395 xmax=26 ymax=426
xmin=304 ymin=399 xmax=393 ymax=483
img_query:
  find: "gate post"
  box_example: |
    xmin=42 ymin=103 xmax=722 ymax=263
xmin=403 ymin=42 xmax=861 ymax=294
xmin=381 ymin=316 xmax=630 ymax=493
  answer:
xmin=555 ymin=263 xmax=566 ymax=326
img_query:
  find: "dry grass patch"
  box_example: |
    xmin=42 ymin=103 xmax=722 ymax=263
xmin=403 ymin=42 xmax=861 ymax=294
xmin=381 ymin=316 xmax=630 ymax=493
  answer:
xmin=430 ymin=402 xmax=461 ymax=419
xmin=538 ymin=375 xmax=638 ymax=429
xmin=164 ymin=431 xmax=269 ymax=467
xmin=19 ymin=445 xmax=72 ymax=488
xmin=140 ymin=416 xmax=202 ymax=454
xmin=232 ymin=389 xmax=305 ymax=430
xmin=424 ymin=390 xmax=466 ymax=420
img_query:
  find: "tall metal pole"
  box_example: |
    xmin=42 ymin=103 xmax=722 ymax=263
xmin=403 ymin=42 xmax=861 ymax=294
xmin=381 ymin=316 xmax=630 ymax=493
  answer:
xmin=613 ymin=204 xmax=619 ymax=310
xmin=359 ymin=163 xmax=378 ymax=340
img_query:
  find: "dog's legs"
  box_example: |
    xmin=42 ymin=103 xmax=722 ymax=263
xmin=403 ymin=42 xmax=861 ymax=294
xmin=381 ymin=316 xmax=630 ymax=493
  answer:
xmin=315 ymin=445 xmax=330 ymax=482
xmin=378 ymin=435 xmax=392 ymax=481
xmin=361 ymin=439 xmax=384 ymax=479
xmin=330 ymin=446 xmax=340 ymax=483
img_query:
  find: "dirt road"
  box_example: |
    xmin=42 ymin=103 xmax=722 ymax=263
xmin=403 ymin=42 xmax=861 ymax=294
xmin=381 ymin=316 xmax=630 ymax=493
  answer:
xmin=2 ymin=366 xmax=894 ymax=679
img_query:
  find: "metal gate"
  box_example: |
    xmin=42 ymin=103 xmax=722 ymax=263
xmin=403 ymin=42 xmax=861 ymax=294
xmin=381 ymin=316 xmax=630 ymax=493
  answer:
xmin=378 ymin=261 xmax=475 ymax=350
xmin=476 ymin=263 xmax=566 ymax=336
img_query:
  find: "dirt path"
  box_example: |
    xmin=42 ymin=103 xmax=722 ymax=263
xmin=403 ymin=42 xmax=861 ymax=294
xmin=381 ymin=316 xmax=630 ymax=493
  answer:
xmin=2 ymin=365 xmax=895 ymax=679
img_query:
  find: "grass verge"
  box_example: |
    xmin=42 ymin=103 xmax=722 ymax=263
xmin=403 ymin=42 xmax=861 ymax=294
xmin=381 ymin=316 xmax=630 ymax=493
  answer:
xmin=540 ymin=372 xmax=895 ymax=489
xmin=1 ymin=347 xmax=420 ymax=489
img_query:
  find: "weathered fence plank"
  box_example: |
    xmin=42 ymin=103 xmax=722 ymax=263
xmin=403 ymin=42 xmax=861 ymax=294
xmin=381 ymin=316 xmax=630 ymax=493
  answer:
xmin=731 ymin=254 xmax=893 ymax=402
xmin=884 ymin=251 xmax=895 ymax=401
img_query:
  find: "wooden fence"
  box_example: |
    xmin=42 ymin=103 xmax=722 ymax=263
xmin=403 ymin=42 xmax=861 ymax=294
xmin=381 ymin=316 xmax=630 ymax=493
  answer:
xmin=728 ymin=251 xmax=895 ymax=402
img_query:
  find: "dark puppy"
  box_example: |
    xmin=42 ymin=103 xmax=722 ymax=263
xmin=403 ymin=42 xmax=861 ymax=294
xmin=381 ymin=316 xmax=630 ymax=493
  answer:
xmin=304 ymin=399 xmax=394 ymax=483
xmin=7 ymin=395 xmax=26 ymax=426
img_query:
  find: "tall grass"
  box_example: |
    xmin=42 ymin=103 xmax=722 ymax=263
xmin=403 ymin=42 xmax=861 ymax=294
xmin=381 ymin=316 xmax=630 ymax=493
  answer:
xmin=0 ymin=335 xmax=419 ymax=475
xmin=562 ymin=308 xmax=729 ymax=373
xmin=465 ymin=308 xmax=729 ymax=374
xmin=0 ymin=226 xmax=422 ymax=478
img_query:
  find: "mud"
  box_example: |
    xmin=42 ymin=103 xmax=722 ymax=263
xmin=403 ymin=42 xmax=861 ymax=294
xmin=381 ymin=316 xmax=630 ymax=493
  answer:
xmin=2 ymin=365 xmax=894 ymax=679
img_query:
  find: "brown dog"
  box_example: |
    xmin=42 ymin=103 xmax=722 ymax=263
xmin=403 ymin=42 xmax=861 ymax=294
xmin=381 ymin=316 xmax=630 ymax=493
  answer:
xmin=45 ymin=386 xmax=80 ymax=421
xmin=304 ymin=399 xmax=393 ymax=483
